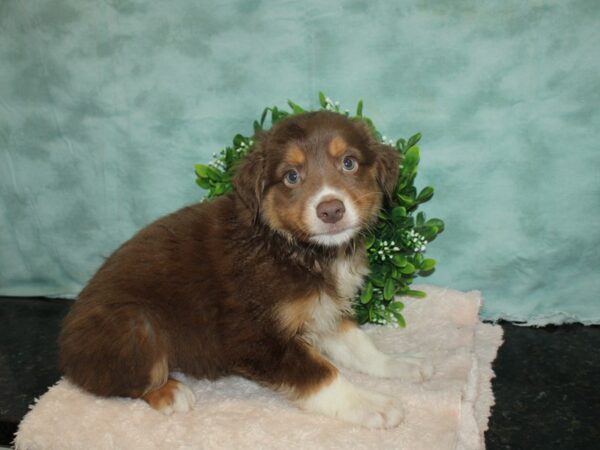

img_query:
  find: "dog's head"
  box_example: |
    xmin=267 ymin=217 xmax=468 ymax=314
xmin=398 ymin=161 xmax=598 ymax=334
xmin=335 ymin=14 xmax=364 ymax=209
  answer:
xmin=233 ymin=111 xmax=400 ymax=246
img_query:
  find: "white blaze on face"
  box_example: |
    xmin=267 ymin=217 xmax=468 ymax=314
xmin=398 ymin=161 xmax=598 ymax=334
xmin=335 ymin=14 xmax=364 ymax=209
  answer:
xmin=305 ymin=186 xmax=359 ymax=246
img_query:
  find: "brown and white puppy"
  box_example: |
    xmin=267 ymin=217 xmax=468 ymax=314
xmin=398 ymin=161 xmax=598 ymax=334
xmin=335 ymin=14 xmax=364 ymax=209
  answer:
xmin=59 ymin=111 xmax=433 ymax=428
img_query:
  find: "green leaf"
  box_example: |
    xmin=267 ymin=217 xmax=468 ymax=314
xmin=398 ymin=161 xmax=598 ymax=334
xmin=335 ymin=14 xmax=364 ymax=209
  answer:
xmin=417 ymin=186 xmax=434 ymax=203
xmin=194 ymin=164 xmax=223 ymax=181
xmin=356 ymin=100 xmax=363 ymax=117
xmin=406 ymin=289 xmax=427 ymax=298
xmin=223 ymin=147 xmax=233 ymax=165
xmin=271 ymin=106 xmax=289 ymax=123
xmin=253 ymin=120 xmax=262 ymax=132
xmin=233 ymin=134 xmax=245 ymax=148
xmin=194 ymin=164 xmax=209 ymax=178
xmin=204 ymin=165 xmax=223 ymax=181
xmin=391 ymin=206 xmax=407 ymax=222
xmin=260 ymin=108 xmax=269 ymax=126
xmin=287 ymin=100 xmax=305 ymax=114
xmin=392 ymin=254 xmax=407 ymax=267
xmin=389 ymin=301 xmax=404 ymax=312
xmin=403 ymin=185 xmax=417 ymax=197
xmin=319 ymin=91 xmax=327 ymax=108
xmin=365 ymin=234 xmax=376 ymax=249
xmin=419 ymin=225 xmax=439 ymax=241
xmin=271 ymin=106 xmax=280 ymax=122
xmin=425 ymin=218 xmax=445 ymax=233
xmin=414 ymin=253 xmax=424 ymax=265
xmin=406 ymin=172 xmax=417 ymax=188
xmin=397 ymin=194 xmax=414 ymax=206
xmin=396 ymin=138 xmax=406 ymax=151
xmin=420 ymin=258 xmax=436 ymax=272
xmin=213 ymin=183 xmax=227 ymax=195
xmin=369 ymin=273 xmax=385 ymax=288
xmin=385 ymin=262 xmax=396 ymax=275
xmin=407 ymin=132 xmax=422 ymax=148
xmin=400 ymin=263 xmax=416 ymax=274
xmin=360 ymin=282 xmax=373 ymax=304
xmin=416 ymin=211 xmax=426 ymax=227
xmin=356 ymin=308 xmax=369 ymax=324
xmin=403 ymin=145 xmax=420 ymax=169
xmin=395 ymin=312 xmax=407 ymax=328
xmin=195 ymin=177 xmax=211 ymax=189
xmin=383 ymin=277 xmax=396 ymax=300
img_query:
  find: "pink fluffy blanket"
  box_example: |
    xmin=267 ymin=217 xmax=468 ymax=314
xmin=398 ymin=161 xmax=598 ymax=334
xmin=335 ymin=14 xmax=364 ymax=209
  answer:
xmin=16 ymin=285 xmax=503 ymax=450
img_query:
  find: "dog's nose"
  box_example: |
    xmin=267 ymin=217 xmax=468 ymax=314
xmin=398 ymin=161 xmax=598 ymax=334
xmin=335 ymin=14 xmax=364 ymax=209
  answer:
xmin=316 ymin=199 xmax=345 ymax=224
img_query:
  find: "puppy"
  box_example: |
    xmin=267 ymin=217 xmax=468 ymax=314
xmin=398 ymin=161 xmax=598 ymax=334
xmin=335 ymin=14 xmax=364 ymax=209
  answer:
xmin=59 ymin=111 xmax=432 ymax=428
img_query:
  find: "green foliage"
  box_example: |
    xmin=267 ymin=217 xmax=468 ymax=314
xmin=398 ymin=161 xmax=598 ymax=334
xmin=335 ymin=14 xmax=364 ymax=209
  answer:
xmin=195 ymin=93 xmax=444 ymax=327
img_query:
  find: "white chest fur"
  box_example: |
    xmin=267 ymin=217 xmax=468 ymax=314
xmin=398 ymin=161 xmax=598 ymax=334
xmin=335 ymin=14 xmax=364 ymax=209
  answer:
xmin=329 ymin=256 xmax=369 ymax=300
xmin=307 ymin=253 xmax=369 ymax=338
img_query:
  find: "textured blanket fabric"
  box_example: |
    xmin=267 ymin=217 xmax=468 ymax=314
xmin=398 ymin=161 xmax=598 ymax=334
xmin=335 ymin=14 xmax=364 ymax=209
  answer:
xmin=15 ymin=285 xmax=503 ymax=450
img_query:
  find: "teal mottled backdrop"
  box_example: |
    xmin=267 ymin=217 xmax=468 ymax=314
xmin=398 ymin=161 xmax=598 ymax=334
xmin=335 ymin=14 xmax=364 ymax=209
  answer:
xmin=1 ymin=0 xmax=599 ymax=323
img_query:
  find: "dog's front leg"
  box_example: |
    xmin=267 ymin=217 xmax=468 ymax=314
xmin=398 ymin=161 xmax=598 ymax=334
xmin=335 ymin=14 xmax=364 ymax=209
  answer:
xmin=235 ymin=338 xmax=403 ymax=429
xmin=317 ymin=319 xmax=434 ymax=382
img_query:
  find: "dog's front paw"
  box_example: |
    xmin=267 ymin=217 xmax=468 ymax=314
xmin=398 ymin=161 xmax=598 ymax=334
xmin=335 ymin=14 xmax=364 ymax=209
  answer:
xmin=298 ymin=375 xmax=404 ymax=429
xmin=347 ymin=388 xmax=405 ymax=429
xmin=385 ymin=355 xmax=434 ymax=382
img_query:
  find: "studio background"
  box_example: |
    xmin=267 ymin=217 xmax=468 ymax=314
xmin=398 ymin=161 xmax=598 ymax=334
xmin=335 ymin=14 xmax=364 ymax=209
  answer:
xmin=1 ymin=0 xmax=599 ymax=324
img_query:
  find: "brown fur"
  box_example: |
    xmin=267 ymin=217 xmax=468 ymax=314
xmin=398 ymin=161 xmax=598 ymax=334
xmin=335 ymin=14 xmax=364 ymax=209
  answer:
xmin=58 ymin=111 xmax=400 ymax=409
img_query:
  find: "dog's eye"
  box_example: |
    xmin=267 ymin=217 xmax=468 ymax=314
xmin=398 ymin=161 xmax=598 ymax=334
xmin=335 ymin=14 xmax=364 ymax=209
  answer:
xmin=284 ymin=169 xmax=301 ymax=186
xmin=342 ymin=156 xmax=358 ymax=173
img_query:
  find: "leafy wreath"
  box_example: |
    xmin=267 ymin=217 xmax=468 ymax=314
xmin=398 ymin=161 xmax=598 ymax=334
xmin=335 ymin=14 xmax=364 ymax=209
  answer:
xmin=195 ymin=93 xmax=444 ymax=327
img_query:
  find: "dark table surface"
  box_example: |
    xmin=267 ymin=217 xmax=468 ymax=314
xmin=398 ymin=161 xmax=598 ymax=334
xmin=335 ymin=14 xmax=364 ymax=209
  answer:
xmin=1 ymin=296 xmax=599 ymax=449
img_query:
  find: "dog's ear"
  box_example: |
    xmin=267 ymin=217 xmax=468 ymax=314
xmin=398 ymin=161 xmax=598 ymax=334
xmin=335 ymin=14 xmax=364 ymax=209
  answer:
xmin=232 ymin=143 xmax=266 ymax=220
xmin=375 ymin=143 xmax=401 ymax=205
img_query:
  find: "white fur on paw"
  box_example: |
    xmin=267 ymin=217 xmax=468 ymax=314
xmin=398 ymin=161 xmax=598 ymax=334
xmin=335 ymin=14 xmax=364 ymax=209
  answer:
xmin=386 ymin=355 xmax=434 ymax=382
xmin=161 ymin=383 xmax=196 ymax=415
xmin=349 ymin=388 xmax=405 ymax=429
xmin=298 ymin=375 xmax=404 ymax=429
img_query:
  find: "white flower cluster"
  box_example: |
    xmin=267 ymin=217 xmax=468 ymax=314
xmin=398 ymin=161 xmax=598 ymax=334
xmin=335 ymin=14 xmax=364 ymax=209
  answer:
xmin=208 ymin=153 xmax=226 ymax=171
xmin=374 ymin=300 xmax=402 ymax=328
xmin=208 ymin=139 xmax=254 ymax=171
xmin=370 ymin=240 xmax=400 ymax=262
xmin=321 ymin=96 xmax=350 ymax=115
xmin=402 ymin=229 xmax=427 ymax=253
xmin=324 ymin=96 xmax=340 ymax=111
xmin=381 ymin=135 xmax=395 ymax=146
xmin=236 ymin=139 xmax=254 ymax=155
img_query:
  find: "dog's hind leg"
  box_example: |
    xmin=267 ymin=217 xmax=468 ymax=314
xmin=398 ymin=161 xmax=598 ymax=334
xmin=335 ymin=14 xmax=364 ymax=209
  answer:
xmin=60 ymin=302 xmax=194 ymax=413
xmin=142 ymin=377 xmax=196 ymax=415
